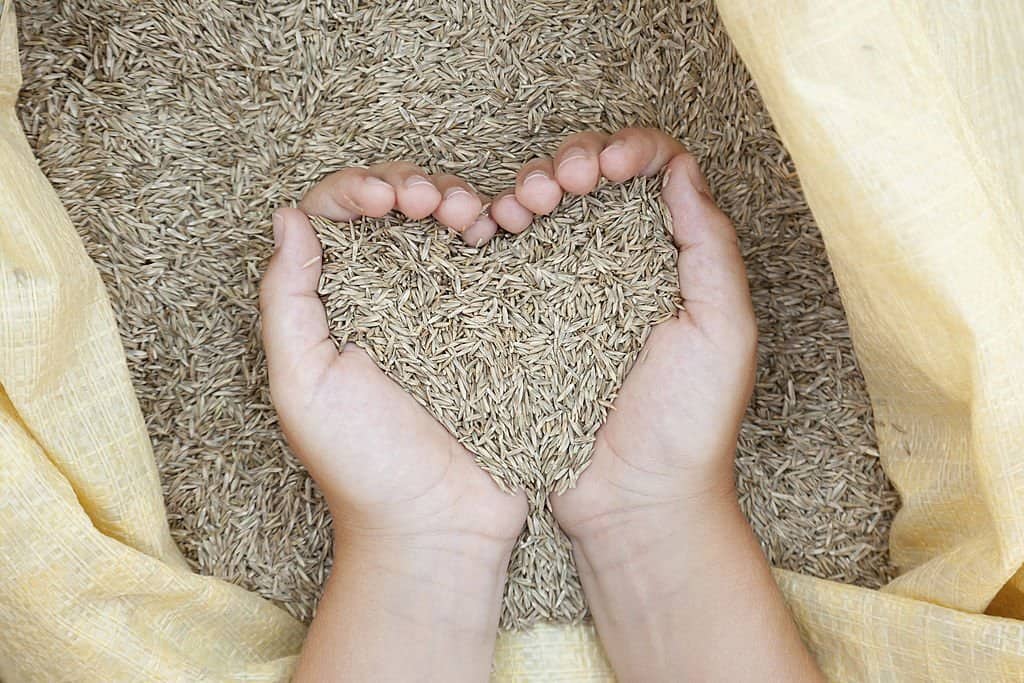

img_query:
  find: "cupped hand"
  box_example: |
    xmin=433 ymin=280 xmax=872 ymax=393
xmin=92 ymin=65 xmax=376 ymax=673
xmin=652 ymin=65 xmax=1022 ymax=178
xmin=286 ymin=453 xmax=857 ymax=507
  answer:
xmin=259 ymin=162 xmax=527 ymax=553
xmin=531 ymin=129 xmax=821 ymax=683
xmin=535 ymin=129 xmax=759 ymax=542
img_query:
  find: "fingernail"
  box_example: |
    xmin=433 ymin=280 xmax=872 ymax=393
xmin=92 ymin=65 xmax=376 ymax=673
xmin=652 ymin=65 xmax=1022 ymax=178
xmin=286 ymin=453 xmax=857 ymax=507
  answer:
xmin=600 ymin=141 xmax=625 ymax=158
xmin=444 ymin=187 xmax=472 ymax=200
xmin=272 ymin=211 xmax=285 ymax=248
xmin=406 ymin=175 xmax=434 ymax=189
xmin=523 ymin=170 xmax=549 ymax=186
xmin=557 ymin=148 xmax=587 ymax=171
xmin=365 ymin=177 xmax=391 ymax=189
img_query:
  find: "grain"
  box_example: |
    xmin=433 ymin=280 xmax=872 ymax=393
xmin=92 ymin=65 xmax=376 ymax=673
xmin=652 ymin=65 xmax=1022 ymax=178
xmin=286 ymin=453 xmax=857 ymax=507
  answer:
xmin=316 ymin=178 xmax=679 ymax=621
xmin=14 ymin=0 xmax=899 ymax=628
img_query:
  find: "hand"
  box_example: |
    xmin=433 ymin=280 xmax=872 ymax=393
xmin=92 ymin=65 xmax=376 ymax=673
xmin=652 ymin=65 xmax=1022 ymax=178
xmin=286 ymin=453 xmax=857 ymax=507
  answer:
xmin=259 ymin=163 xmax=527 ymax=682
xmin=476 ymin=125 xmax=756 ymax=526
xmin=262 ymin=161 xmax=527 ymax=550
xmin=533 ymin=128 xmax=820 ymax=681
xmin=543 ymin=128 xmax=758 ymax=540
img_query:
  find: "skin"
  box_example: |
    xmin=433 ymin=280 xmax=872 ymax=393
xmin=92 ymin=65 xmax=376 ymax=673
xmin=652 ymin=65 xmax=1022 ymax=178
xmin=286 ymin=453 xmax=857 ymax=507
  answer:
xmin=262 ymin=164 xmax=527 ymax=681
xmin=260 ymin=129 xmax=823 ymax=682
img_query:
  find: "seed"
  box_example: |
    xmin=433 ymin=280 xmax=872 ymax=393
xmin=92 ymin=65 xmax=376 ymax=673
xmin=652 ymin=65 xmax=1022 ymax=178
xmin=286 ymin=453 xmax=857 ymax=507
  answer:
xmin=16 ymin=0 xmax=898 ymax=630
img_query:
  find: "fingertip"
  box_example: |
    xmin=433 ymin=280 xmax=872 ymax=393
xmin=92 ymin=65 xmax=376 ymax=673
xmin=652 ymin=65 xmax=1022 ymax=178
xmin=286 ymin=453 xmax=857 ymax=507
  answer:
xmin=491 ymin=193 xmax=534 ymax=234
xmin=515 ymin=160 xmax=562 ymax=215
xmin=400 ymin=175 xmax=443 ymax=219
xmin=665 ymin=153 xmax=711 ymax=198
xmin=369 ymin=162 xmax=442 ymax=220
xmin=272 ymin=206 xmax=312 ymax=248
xmin=462 ymin=216 xmax=498 ymax=246
xmin=268 ymin=207 xmax=323 ymax=271
xmin=555 ymin=154 xmax=601 ymax=195
xmin=661 ymin=153 xmax=723 ymax=246
xmin=599 ymin=128 xmax=684 ymax=182
xmin=435 ymin=187 xmax=483 ymax=231
xmin=554 ymin=132 xmax=606 ymax=194
xmin=661 ymin=151 xmax=751 ymax=331
xmin=260 ymin=207 xmax=333 ymax=393
xmin=516 ymin=174 xmax=562 ymax=215
xmin=598 ymin=140 xmax=636 ymax=182
xmin=354 ymin=176 xmax=397 ymax=217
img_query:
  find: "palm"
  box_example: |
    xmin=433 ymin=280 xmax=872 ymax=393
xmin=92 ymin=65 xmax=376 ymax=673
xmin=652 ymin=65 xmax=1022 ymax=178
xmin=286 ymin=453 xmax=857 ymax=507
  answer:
xmin=553 ymin=316 xmax=754 ymax=534
xmin=279 ymin=346 xmax=522 ymax=538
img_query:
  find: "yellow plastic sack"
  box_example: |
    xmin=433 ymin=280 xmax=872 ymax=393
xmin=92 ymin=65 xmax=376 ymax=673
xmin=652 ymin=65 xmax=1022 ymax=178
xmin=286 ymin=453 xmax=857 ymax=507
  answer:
xmin=2 ymin=0 xmax=1024 ymax=680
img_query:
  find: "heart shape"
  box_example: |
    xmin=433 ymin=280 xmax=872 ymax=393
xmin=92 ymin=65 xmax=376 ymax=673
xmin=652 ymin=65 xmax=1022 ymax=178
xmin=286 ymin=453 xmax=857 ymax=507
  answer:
xmin=315 ymin=175 xmax=680 ymax=621
xmin=317 ymin=175 xmax=679 ymax=493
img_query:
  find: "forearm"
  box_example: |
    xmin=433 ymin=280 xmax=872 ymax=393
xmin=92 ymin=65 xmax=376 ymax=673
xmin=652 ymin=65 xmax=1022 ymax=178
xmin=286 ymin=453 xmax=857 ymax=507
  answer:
xmin=572 ymin=494 xmax=823 ymax=682
xmin=294 ymin=531 xmax=512 ymax=682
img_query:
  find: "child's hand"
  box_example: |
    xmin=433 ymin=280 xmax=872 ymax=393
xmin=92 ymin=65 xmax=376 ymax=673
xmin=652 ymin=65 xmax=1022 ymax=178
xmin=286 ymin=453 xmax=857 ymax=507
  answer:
xmin=541 ymin=129 xmax=758 ymax=543
xmin=260 ymin=165 xmax=527 ymax=681
xmin=262 ymin=164 xmax=526 ymax=547
xmin=531 ymin=129 xmax=818 ymax=681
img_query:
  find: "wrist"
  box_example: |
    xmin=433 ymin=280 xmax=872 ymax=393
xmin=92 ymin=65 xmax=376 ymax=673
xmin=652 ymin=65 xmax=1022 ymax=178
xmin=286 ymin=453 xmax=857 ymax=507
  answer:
xmin=564 ymin=475 xmax=739 ymax=562
xmin=568 ymin=486 xmax=751 ymax=627
xmin=568 ymin=492 xmax=774 ymax=681
xmin=297 ymin=520 xmax=515 ymax=682
xmin=332 ymin=527 xmax=514 ymax=636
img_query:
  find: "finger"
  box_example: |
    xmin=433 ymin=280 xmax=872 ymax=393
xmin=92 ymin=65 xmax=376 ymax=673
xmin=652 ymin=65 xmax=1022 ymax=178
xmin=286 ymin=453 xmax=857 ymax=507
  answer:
xmin=661 ymin=153 xmax=756 ymax=340
xmin=462 ymin=215 xmax=499 ymax=247
xmin=432 ymin=174 xmax=484 ymax=231
xmin=490 ymin=190 xmax=534 ymax=234
xmin=259 ymin=208 xmax=337 ymax=394
xmin=515 ymin=158 xmax=563 ymax=215
xmin=553 ymin=131 xmax=607 ymax=195
xmin=599 ymin=128 xmax=686 ymax=182
xmin=371 ymin=162 xmax=443 ymax=220
xmin=298 ymin=167 xmax=397 ymax=220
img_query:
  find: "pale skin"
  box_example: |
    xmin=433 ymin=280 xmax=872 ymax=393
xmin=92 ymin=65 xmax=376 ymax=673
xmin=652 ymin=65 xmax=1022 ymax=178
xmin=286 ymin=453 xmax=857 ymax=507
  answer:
xmin=259 ymin=128 xmax=824 ymax=682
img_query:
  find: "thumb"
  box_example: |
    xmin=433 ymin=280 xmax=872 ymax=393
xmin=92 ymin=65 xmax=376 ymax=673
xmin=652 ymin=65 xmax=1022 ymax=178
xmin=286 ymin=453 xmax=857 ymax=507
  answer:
xmin=259 ymin=208 xmax=335 ymax=392
xmin=661 ymin=153 xmax=756 ymax=340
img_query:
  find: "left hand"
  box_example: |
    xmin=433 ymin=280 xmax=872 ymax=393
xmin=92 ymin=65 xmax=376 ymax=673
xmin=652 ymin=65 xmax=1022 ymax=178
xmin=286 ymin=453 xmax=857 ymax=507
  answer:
xmin=260 ymin=163 xmax=529 ymax=682
xmin=260 ymin=162 xmax=528 ymax=561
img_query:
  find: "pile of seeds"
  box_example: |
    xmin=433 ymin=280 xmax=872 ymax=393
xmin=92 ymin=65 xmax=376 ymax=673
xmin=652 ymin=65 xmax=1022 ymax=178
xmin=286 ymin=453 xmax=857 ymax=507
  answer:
xmin=15 ymin=0 xmax=899 ymax=627
xmin=317 ymin=178 xmax=679 ymax=618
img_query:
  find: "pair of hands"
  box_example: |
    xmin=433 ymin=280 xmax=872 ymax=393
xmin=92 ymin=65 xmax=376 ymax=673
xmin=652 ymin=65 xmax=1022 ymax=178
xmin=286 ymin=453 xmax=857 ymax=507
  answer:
xmin=260 ymin=127 xmax=756 ymax=557
xmin=259 ymin=128 xmax=784 ymax=681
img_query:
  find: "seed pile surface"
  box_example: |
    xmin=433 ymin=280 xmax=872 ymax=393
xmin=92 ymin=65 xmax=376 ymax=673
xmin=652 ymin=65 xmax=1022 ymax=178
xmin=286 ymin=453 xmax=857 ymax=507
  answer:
xmin=16 ymin=0 xmax=899 ymax=627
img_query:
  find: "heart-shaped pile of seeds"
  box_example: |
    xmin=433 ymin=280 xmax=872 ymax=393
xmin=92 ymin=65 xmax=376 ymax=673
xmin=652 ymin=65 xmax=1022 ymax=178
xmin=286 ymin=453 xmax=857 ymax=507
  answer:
xmin=316 ymin=175 xmax=680 ymax=621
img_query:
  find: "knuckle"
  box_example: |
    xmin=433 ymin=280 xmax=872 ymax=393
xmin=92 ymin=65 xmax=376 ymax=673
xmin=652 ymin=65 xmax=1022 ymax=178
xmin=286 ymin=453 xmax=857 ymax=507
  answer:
xmin=331 ymin=166 xmax=365 ymax=182
xmin=439 ymin=174 xmax=470 ymax=190
xmin=566 ymin=130 xmax=601 ymax=147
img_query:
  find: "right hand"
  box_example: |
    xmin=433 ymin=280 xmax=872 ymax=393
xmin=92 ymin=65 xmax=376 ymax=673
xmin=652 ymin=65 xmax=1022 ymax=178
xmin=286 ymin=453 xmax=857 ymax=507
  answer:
xmin=527 ymin=129 xmax=820 ymax=683
xmin=505 ymin=128 xmax=760 ymax=545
